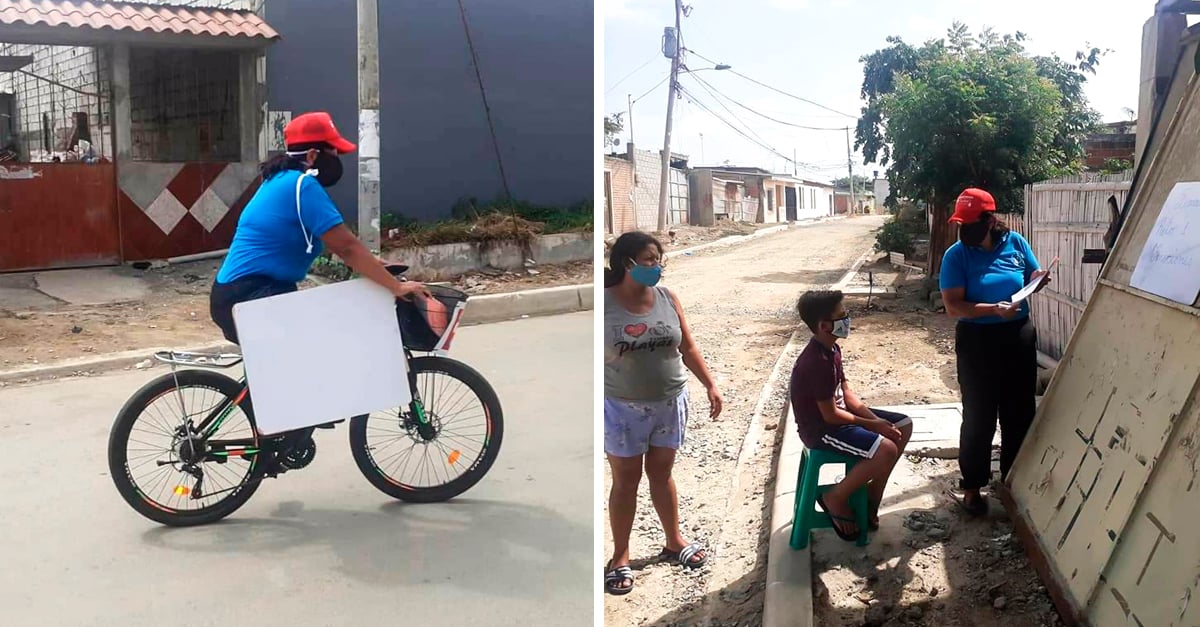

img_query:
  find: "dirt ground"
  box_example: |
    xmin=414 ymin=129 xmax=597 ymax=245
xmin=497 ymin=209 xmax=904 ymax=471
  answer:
xmin=605 ymin=220 xmax=771 ymax=253
xmin=603 ymin=216 xmax=1059 ymax=626
xmin=0 ymin=259 xmax=591 ymax=372
xmin=811 ymin=264 xmax=1062 ymax=627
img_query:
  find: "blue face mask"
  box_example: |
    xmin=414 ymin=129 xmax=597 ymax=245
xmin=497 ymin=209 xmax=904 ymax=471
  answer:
xmin=629 ymin=263 xmax=663 ymax=287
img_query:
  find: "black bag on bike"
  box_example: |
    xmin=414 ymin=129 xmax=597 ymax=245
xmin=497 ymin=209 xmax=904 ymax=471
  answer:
xmin=395 ymin=284 xmax=468 ymax=351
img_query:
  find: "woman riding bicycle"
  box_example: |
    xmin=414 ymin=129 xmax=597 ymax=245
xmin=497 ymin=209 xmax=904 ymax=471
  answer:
xmin=210 ymin=111 xmax=429 ymax=344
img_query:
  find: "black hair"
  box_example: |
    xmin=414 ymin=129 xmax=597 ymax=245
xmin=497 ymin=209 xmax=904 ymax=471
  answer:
xmin=797 ymin=290 xmax=844 ymax=334
xmin=989 ymin=213 xmax=1011 ymax=240
xmin=605 ymin=231 xmax=664 ymax=288
xmin=258 ymin=141 xmax=332 ymax=180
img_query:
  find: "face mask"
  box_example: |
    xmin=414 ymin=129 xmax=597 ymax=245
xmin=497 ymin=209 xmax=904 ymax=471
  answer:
xmin=830 ymin=315 xmax=851 ymax=338
xmin=629 ymin=263 xmax=663 ymax=287
xmin=959 ymin=220 xmax=990 ymax=246
xmin=312 ymin=152 xmax=344 ymax=187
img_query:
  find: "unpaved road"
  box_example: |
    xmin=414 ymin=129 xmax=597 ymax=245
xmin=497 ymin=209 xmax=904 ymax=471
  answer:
xmin=603 ymin=215 xmax=889 ymax=626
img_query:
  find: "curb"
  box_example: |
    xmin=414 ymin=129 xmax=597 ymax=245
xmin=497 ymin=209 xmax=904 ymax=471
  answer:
xmin=665 ymin=216 xmax=841 ymax=260
xmin=763 ymin=404 xmax=813 ymax=627
xmin=0 ymin=283 xmax=592 ymax=384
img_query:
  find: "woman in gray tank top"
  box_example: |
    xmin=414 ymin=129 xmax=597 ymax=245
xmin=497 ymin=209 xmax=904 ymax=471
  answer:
xmin=602 ymin=231 xmax=723 ymax=595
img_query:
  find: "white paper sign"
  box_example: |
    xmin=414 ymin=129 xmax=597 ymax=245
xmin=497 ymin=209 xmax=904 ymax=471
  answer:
xmin=233 ymin=278 xmax=411 ymax=436
xmin=1010 ymin=256 xmax=1060 ymax=305
xmin=1131 ymin=181 xmax=1200 ymax=305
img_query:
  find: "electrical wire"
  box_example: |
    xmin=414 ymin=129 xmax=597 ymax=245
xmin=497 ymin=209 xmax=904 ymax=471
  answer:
xmin=687 ymin=72 xmax=849 ymax=132
xmin=630 ymin=74 xmax=671 ymax=105
xmin=606 ymin=55 xmax=661 ymax=95
xmin=684 ymin=70 xmax=773 ymax=149
xmin=678 ymin=83 xmax=809 ymax=168
xmin=686 ymin=49 xmax=858 ymax=118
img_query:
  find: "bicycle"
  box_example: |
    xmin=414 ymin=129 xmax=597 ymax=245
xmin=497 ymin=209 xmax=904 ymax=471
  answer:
xmin=107 ymin=266 xmax=503 ymax=527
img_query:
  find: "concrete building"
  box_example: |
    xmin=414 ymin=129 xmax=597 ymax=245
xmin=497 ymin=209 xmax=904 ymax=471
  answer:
xmin=602 ymin=143 xmax=689 ymax=235
xmin=689 ymin=167 xmax=833 ymax=226
xmin=0 ymin=0 xmax=274 ymax=272
xmin=1083 ymin=120 xmax=1137 ymax=170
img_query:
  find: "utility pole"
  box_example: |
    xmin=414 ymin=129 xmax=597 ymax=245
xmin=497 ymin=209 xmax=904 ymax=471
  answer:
xmin=656 ymin=0 xmax=683 ymax=233
xmin=793 ymin=148 xmax=797 ymax=176
xmin=845 ymin=126 xmax=856 ymax=216
xmin=699 ymin=132 xmax=704 ymax=163
xmin=627 ymin=93 xmax=635 ymax=148
xmin=357 ymin=0 xmax=381 ymax=251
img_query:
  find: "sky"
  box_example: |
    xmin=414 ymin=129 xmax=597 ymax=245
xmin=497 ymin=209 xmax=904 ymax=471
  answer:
xmin=603 ymin=0 xmax=1160 ymax=183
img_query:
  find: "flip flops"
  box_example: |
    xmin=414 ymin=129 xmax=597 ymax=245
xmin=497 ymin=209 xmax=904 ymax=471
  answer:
xmin=949 ymin=489 xmax=989 ymax=517
xmin=816 ymin=494 xmax=861 ymax=543
xmin=604 ymin=562 xmax=634 ymax=596
xmin=659 ymin=542 xmax=708 ymax=569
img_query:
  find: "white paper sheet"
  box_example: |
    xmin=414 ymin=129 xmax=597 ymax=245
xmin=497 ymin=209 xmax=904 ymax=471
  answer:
xmin=1009 ymin=256 xmax=1060 ymax=305
xmin=1130 ymin=181 xmax=1200 ymax=305
xmin=233 ymin=278 xmax=411 ymax=436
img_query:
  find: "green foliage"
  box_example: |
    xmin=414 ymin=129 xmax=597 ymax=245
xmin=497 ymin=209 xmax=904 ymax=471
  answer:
xmin=310 ymin=254 xmax=353 ymax=282
xmin=857 ymin=23 xmax=1105 ymax=216
xmin=380 ymin=197 xmax=593 ymax=250
xmin=874 ymin=219 xmax=915 ymax=256
xmin=1098 ymin=158 xmax=1132 ymax=175
xmin=604 ymin=114 xmax=624 ymax=148
xmin=832 ymin=174 xmax=872 ymax=191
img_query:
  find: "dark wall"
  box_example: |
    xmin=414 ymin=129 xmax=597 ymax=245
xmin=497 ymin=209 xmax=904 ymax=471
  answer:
xmin=265 ymin=0 xmax=594 ymax=223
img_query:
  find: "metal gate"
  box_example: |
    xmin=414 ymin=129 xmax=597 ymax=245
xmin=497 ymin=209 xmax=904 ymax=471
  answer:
xmin=0 ymin=163 xmax=121 ymax=272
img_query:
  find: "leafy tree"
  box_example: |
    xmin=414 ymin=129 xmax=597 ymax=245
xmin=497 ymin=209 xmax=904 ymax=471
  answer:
xmin=856 ymin=23 xmax=1104 ymax=274
xmin=604 ymin=113 xmax=624 ymax=149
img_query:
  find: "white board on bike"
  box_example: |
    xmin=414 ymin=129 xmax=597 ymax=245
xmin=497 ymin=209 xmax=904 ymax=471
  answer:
xmin=233 ymin=278 xmax=412 ymax=436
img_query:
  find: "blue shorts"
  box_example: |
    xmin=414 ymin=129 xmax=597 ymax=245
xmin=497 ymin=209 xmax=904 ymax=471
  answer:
xmin=814 ymin=408 xmax=912 ymax=459
xmin=603 ymin=389 xmax=689 ymax=457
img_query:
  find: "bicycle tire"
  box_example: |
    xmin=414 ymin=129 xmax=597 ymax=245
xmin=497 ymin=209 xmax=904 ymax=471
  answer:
xmin=108 ymin=369 xmax=266 ymax=526
xmin=349 ymin=356 xmax=503 ymax=503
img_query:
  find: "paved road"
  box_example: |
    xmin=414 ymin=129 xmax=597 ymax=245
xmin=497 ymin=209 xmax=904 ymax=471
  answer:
xmin=0 ymin=313 xmax=592 ymax=627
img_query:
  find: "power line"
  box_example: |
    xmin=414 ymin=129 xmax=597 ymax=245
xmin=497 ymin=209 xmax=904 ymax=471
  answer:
xmin=686 ymin=49 xmax=858 ymax=119
xmin=606 ymin=54 xmax=660 ymax=95
xmin=630 ymin=73 xmax=671 ymax=105
xmin=687 ymin=72 xmax=849 ymax=131
xmin=684 ymin=69 xmax=773 ymax=150
xmin=678 ymin=83 xmax=807 ymax=168
xmin=457 ymin=0 xmax=511 ymax=203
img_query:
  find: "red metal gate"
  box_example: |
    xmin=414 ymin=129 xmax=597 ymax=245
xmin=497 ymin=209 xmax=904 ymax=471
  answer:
xmin=0 ymin=163 xmax=121 ymax=272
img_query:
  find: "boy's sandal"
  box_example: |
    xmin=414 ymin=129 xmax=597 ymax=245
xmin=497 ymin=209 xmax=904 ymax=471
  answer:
xmin=817 ymin=494 xmax=861 ymax=543
xmin=659 ymin=542 xmax=708 ymax=569
xmin=604 ymin=563 xmax=635 ymax=595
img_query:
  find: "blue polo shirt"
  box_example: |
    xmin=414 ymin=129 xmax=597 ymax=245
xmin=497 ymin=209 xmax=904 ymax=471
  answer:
xmin=217 ymin=170 xmax=345 ymax=284
xmin=939 ymin=231 xmax=1040 ymax=325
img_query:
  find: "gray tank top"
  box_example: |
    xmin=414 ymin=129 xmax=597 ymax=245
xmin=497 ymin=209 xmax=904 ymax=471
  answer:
xmin=604 ymin=286 xmax=688 ymax=401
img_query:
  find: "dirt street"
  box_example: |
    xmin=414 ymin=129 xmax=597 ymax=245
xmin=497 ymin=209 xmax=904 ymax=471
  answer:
xmin=0 ymin=259 xmax=591 ymax=372
xmin=603 ymin=215 xmax=892 ymax=625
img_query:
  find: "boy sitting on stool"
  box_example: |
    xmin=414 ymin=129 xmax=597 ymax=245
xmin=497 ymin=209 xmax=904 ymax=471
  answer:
xmin=789 ymin=290 xmax=913 ymax=540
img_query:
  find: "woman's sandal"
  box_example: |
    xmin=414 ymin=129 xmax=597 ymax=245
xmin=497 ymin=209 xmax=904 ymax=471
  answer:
xmin=816 ymin=494 xmax=861 ymax=543
xmin=659 ymin=542 xmax=708 ymax=569
xmin=950 ymin=489 xmax=989 ymax=517
xmin=604 ymin=562 xmax=635 ymax=596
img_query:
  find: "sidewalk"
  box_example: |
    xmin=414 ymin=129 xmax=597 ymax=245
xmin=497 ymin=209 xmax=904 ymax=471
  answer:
xmin=0 ymin=262 xmax=591 ymax=384
xmin=764 ymin=404 xmax=1056 ymax=627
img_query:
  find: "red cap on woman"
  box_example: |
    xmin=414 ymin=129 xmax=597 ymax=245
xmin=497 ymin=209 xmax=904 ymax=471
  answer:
xmin=949 ymin=188 xmax=996 ymax=224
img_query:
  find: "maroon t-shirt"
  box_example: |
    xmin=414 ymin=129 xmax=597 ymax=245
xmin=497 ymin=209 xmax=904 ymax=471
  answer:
xmin=789 ymin=338 xmax=847 ymax=446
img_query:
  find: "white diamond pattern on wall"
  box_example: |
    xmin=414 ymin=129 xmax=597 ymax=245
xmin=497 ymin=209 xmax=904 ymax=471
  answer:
xmin=145 ymin=190 xmax=188 ymax=234
xmin=190 ymin=187 xmax=230 ymax=233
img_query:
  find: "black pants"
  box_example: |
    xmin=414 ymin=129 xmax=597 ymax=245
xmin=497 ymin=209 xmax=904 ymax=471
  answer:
xmin=955 ymin=316 xmax=1038 ymax=490
xmin=209 ymin=276 xmax=298 ymax=345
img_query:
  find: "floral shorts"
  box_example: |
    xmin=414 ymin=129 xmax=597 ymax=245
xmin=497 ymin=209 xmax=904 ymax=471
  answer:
xmin=603 ymin=389 xmax=689 ymax=457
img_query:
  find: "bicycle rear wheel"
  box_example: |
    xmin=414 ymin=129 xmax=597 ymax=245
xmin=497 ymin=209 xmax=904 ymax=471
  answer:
xmin=349 ymin=356 xmax=503 ymax=502
xmin=108 ymin=369 xmax=265 ymax=526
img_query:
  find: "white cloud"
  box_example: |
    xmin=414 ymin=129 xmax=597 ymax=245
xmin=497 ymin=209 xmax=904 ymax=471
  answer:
xmin=766 ymin=0 xmax=811 ymax=12
xmin=606 ymin=0 xmax=654 ymax=23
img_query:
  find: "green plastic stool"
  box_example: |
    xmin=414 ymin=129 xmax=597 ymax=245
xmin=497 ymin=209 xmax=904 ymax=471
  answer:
xmin=789 ymin=447 xmax=871 ymax=548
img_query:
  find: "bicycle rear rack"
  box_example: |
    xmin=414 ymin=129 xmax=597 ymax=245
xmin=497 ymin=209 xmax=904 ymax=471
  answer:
xmin=154 ymin=350 xmax=243 ymax=369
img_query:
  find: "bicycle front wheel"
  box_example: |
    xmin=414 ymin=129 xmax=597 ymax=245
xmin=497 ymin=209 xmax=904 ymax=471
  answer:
xmin=349 ymin=356 xmax=503 ymax=502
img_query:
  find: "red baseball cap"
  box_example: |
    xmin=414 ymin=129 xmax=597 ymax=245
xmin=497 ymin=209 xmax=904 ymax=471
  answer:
xmin=284 ymin=112 xmax=357 ymax=154
xmin=949 ymin=187 xmax=996 ymax=224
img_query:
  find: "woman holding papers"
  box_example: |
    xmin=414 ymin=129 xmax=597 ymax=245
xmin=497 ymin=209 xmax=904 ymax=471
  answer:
xmin=939 ymin=188 xmax=1052 ymax=516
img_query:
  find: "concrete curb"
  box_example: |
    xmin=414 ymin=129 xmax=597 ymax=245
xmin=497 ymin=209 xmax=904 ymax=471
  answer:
xmin=0 ymin=283 xmax=593 ymax=384
xmin=665 ymin=216 xmax=842 ymax=260
xmin=763 ymin=404 xmax=813 ymax=627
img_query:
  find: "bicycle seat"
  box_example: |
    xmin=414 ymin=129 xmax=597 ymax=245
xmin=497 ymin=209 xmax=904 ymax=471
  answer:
xmin=385 ymin=264 xmax=409 ymax=277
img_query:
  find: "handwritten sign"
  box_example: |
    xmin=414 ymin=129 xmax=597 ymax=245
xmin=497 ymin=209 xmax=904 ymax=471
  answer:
xmin=1131 ymin=182 xmax=1200 ymax=306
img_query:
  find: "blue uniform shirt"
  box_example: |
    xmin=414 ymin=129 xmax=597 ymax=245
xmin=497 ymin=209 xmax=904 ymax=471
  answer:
xmin=939 ymin=230 xmax=1040 ymax=325
xmin=217 ymin=170 xmax=345 ymax=284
